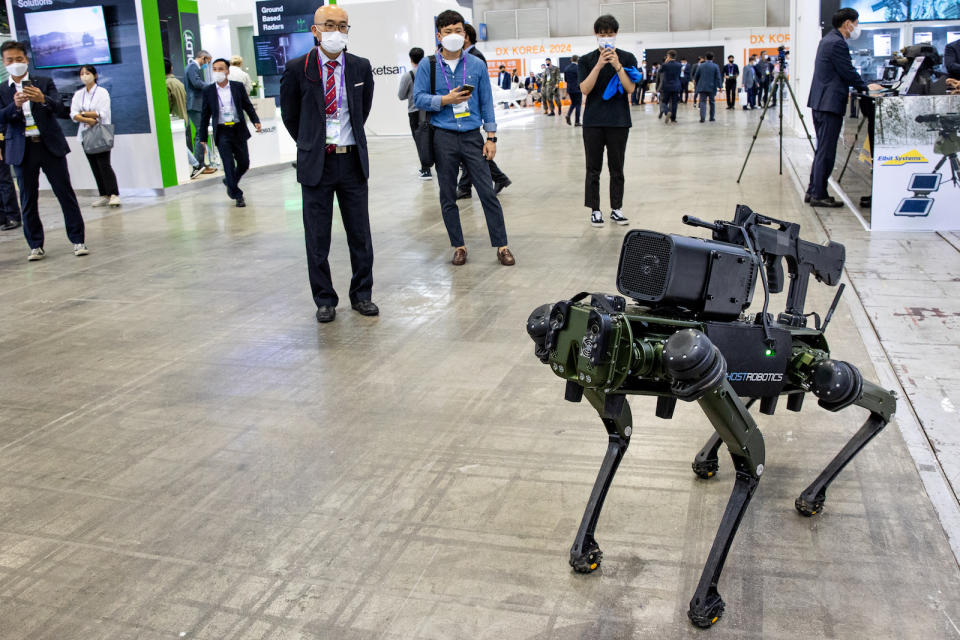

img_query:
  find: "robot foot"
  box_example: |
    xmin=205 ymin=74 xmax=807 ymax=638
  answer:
xmin=688 ymin=590 xmax=725 ymax=628
xmin=795 ymin=491 xmax=826 ymax=517
xmin=569 ymin=544 xmax=603 ymax=574
xmin=692 ymin=459 xmax=720 ymax=479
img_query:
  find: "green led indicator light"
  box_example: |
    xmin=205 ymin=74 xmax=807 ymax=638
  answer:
xmin=764 ymin=349 xmax=776 ymax=357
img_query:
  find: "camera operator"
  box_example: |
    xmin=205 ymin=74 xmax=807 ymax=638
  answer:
xmin=805 ymin=8 xmax=881 ymax=208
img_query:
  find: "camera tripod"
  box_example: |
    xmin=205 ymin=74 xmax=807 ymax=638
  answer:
xmin=935 ymin=153 xmax=960 ymax=187
xmin=737 ymin=70 xmax=816 ymax=183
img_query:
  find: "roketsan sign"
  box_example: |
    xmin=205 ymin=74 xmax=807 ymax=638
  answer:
xmin=18 ymin=0 xmax=54 ymax=7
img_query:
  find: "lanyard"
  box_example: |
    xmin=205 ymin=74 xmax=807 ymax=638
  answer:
xmin=315 ymin=48 xmax=346 ymax=115
xmin=82 ymin=85 xmax=98 ymax=111
xmin=437 ymin=51 xmax=466 ymax=94
xmin=216 ymin=85 xmax=233 ymax=112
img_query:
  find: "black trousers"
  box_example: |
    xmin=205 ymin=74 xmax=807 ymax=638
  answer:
xmin=0 ymin=159 xmax=19 ymax=224
xmin=567 ymin=92 xmax=582 ymax=122
xmin=725 ymin=78 xmax=737 ymax=107
xmin=14 ymin=139 xmax=84 ymax=249
xmin=84 ymin=150 xmax=119 ymax=197
xmin=807 ymin=110 xmax=843 ymax=199
xmin=301 ymin=149 xmax=373 ymax=308
xmin=457 ymin=156 xmax=508 ymax=192
xmin=662 ymin=90 xmax=680 ymax=121
xmin=681 ymin=82 xmax=690 ymax=103
xmin=583 ymin=126 xmax=629 ymax=211
xmin=434 ymin=128 xmax=508 ymax=247
xmin=215 ymin=126 xmax=250 ymax=200
xmin=759 ymin=79 xmax=770 ymax=106
xmin=408 ymin=111 xmax=432 ymax=171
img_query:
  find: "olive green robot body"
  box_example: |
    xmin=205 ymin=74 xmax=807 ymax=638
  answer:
xmin=526 ymin=207 xmax=896 ymax=629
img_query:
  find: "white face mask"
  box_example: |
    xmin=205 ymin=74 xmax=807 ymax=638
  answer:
xmin=320 ymin=30 xmax=348 ymax=54
xmin=440 ymin=33 xmax=464 ymax=52
xmin=597 ymin=36 xmax=616 ymax=50
xmin=80 ymin=74 xmax=95 ymax=86
xmin=5 ymin=62 xmax=27 ymax=77
xmin=850 ymin=24 xmax=862 ymax=40
xmin=212 ymin=71 xmax=227 ymax=83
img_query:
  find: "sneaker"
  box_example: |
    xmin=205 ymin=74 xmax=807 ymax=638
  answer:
xmin=590 ymin=211 xmax=604 ymax=228
xmin=27 ymin=247 xmax=45 ymax=261
xmin=610 ymin=210 xmax=629 ymax=226
xmin=91 ymin=196 xmax=109 ymax=207
xmin=108 ymin=195 xmax=121 ymax=207
xmin=73 ymin=243 xmax=89 ymax=256
xmin=190 ymin=165 xmax=203 ymax=179
xmin=418 ymin=169 xmax=432 ymax=180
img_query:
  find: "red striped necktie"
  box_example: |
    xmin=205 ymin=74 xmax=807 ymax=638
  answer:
xmin=325 ymin=60 xmax=339 ymax=153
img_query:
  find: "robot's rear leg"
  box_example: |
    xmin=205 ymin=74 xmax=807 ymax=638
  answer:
xmin=569 ymin=390 xmax=633 ymax=574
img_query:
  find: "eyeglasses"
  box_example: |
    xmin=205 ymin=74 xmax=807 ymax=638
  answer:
xmin=316 ymin=21 xmax=350 ymax=33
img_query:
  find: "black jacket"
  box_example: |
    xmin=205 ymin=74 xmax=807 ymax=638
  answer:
xmin=280 ymin=49 xmax=374 ymax=186
xmin=660 ymin=60 xmax=683 ymax=92
xmin=808 ymin=29 xmax=868 ymax=115
xmin=0 ymin=76 xmax=70 ymax=166
xmin=200 ymin=80 xmax=260 ymax=143
xmin=945 ymin=39 xmax=960 ymax=80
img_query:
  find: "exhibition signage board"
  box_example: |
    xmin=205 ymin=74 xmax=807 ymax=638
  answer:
xmin=255 ymin=0 xmax=319 ymax=34
xmin=872 ymin=95 xmax=960 ymax=231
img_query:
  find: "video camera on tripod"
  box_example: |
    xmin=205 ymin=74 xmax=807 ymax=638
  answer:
xmin=776 ymin=45 xmax=788 ymax=68
xmin=916 ymin=112 xmax=960 ymax=187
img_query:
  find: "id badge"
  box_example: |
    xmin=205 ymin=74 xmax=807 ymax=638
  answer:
xmin=326 ymin=117 xmax=341 ymax=144
xmin=221 ymin=107 xmax=236 ymax=124
xmin=452 ymin=102 xmax=470 ymax=119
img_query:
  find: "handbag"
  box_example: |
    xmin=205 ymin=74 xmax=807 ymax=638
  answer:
xmin=81 ymin=122 xmax=115 ymax=155
xmin=412 ymin=55 xmax=436 ymax=167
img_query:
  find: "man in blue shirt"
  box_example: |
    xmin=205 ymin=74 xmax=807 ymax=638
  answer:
xmin=414 ymin=10 xmax=514 ymax=267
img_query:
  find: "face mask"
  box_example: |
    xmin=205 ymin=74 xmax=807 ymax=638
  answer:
xmin=80 ymin=74 xmax=95 ymax=85
xmin=440 ymin=33 xmax=464 ymax=52
xmin=850 ymin=25 xmax=862 ymax=40
xmin=212 ymin=71 xmax=226 ymax=83
xmin=5 ymin=62 xmax=27 ymax=77
xmin=597 ymin=36 xmax=616 ymax=50
xmin=320 ymin=30 xmax=348 ymax=54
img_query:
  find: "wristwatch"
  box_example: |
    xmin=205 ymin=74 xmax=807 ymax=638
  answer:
xmin=486 ymin=136 xmax=498 ymax=143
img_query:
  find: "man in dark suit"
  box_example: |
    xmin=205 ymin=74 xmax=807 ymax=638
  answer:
xmin=723 ymin=55 xmax=739 ymax=109
xmin=497 ymin=64 xmax=511 ymax=109
xmin=694 ymin=52 xmax=723 ymax=122
xmin=200 ymin=58 xmax=261 ymax=207
xmin=0 ymin=40 xmax=86 ymax=260
xmin=945 ymin=37 xmax=960 ymax=80
xmin=280 ymin=5 xmax=378 ymax=323
xmin=805 ymin=8 xmax=877 ymax=208
xmin=690 ymin=56 xmax=703 ymax=106
xmin=659 ymin=50 xmax=682 ymax=124
xmin=680 ymin=58 xmax=692 ymax=103
xmin=757 ymin=51 xmax=773 ymax=106
xmin=185 ymin=49 xmax=211 ymax=168
xmin=564 ymin=55 xmax=582 ymax=125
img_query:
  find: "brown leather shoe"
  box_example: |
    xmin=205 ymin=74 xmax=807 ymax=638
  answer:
xmin=497 ymin=247 xmax=516 ymax=266
xmin=452 ymin=247 xmax=467 ymax=266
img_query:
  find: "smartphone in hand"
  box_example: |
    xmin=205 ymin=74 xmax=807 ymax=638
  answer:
xmin=20 ymin=80 xmax=33 ymax=89
xmin=461 ymin=83 xmax=475 ymax=95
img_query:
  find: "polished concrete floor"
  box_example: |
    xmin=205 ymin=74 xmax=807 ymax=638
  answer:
xmin=1 ymin=103 xmax=960 ymax=639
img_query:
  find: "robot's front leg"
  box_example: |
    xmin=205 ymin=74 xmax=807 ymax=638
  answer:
xmin=569 ymin=388 xmax=633 ymax=574
xmin=796 ymin=361 xmax=897 ymax=516
xmin=662 ymin=330 xmax=766 ymax=629
xmin=692 ymin=398 xmax=757 ymax=479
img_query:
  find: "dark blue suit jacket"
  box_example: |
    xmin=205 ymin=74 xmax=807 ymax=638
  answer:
xmin=808 ymin=29 xmax=868 ymax=115
xmin=563 ymin=63 xmax=580 ymax=93
xmin=498 ymin=71 xmax=511 ymax=91
xmin=945 ymin=39 xmax=960 ymax=79
xmin=694 ymin=61 xmax=723 ymax=94
xmin=0 ymin=76 xmax=70 ymax=166
xmin=185 ymin=60 xmax=205 ymax=113
xmin=660 ymin=60 xmax=683 ymax=92
xmin=200 ymin=80 xmax=260 ymax=144
xmin=280 ymin=49 xmax=374 ymax=186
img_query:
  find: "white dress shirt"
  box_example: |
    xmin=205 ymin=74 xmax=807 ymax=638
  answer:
xmin=319 ymin=50 xmax=355 ymax=146
xmin=69 ymin=84 xmax=112 ymax=140
xmin=215 ymin=82 xmax=236 ymax=123
xmin=9 ymin=74 xmax=39 ymax=137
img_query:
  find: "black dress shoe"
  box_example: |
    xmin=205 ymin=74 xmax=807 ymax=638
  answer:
xmin=2 ymin=219 xmax=20 ymax=230
xmin=351 ymin=300 xmax=379 ymax=316
xmin=804 ymin=193 xmax=811 ymax=203
xmin=316 ymin=306 xmax=336 ymax=323
xmin=809 ymin=196 xmax=843 ymax=208
xmin=455 ymin=189 xmax=471 ymax=200
xmin=236 ymin=197 xmax=246 ymax=208
xmin=860 ymin=196 xmax=872 ymax=208
xmin=494 ymin=178 xmax=512 ymax=195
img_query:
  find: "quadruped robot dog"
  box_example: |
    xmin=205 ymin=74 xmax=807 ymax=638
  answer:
xmin=526 ymin=205 xmax=896 ymax=628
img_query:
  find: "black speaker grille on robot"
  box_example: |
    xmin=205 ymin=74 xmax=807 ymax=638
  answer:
xmin=617 ymin=231 xmax=672 ymax=301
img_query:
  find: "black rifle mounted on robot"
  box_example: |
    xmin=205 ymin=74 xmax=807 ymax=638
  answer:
xmin=526 ymin=205 xmax=896 ymax=628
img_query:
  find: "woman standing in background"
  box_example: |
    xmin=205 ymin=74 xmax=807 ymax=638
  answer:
xmin=70 ymin=65 xmax=120 ymax=207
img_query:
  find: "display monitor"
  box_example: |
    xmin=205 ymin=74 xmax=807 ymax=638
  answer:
xmin=912 ymin=2 xmax=960 ymax=20
xmin=908 ymin=173 xmax=941 ymax=194
xmin=253 ymin=32 xmax=316 ymax=77
xmin=841 ymin=0 xmax=910 ymax=23
xmin=894 ymin=197 xmax=934 ymax=216
xmin=24 ymin=6 xmax=111 ymax=69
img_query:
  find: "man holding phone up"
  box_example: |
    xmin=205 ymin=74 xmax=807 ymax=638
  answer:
xmin=414 ymin=10 xmax=514 ymax=266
